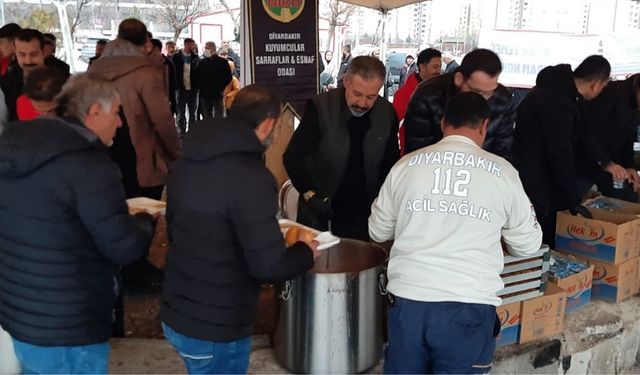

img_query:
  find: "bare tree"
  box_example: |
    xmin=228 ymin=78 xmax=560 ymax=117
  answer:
xmin=321 ymin=0 xmax=357 ymax=51
xmin=218 ymin=0 xmax=240 ymax=41
xmin=68 ymin=0 xmax=91 ymax=38
xmin=153 ymin=0 xmax=210 ymax=41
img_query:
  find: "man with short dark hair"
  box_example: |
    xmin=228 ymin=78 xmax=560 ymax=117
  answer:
xmin=165 ymin=40 xmax=177 ymax=57
xmin=42 ymin=33 xmax=56 ymax=56
xmin=579 ymin=74 xmax=640 ymax=202
xmin=370 ymin=92 xmax=542 ymax=374
xmin=151 ymin=38 xmax=177 ymax=115
xmin=43 ymin=36 xmax=70 ymax=76
xmin=284 ymin=56 xmax=400 ymax=240
xmin=0 ymin=23 xmax=21 ymax=76
xmin=399 ymin=54 xmax=417 ymax=85
xmin=172 ymin=38 xmax=200 ymax=135
xmin=336 ymin=44 xmax=353 ymax=88
xmin=403 ymin=48 xmax=516 ymax=159
xmin=21 ymin=66 xmax=67 ymax=119
xmin=197 ymin=41 xmax=232 ymax=119
xmin=161 ymin=84 xmax=319 ymax=374
xmin=89 ymin=18 xmax=180 ymax=200
xmin=88 ymin=39 xmax=108 ymax=66
xmin=393 ymin=48 xmax=442 ymax=154
xmin=514 ymin=55 xmax=614 ymax=246
xmin=0 ymin=73 xmax=156 ymax=374
xmin=1 ymin=28 xmax=47 ymax=121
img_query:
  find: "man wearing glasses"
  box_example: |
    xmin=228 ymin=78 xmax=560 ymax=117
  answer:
xmin=403 ymin=49 xmax=516 ymax=160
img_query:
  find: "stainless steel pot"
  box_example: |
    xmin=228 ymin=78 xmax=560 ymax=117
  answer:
xmin=274 ymin=239 xmax=387 ymax=374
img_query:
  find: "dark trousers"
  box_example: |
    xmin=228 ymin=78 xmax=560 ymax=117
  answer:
xmin=384 ymin=297 xmax=498 ymax=374
xmin=200 ymin=96 xmax=225 ymax=120
xmin=177 ymin=89 xmax=198 ymax=134
xmin=536 ymin=209 xmax=557 ymax=249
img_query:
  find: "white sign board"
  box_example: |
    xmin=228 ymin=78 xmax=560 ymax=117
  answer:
xmin=478 ymin=29 xmax=640 ymax=88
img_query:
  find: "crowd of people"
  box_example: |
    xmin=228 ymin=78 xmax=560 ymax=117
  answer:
xmin=0 ymin=15 xmax=638 ymax=375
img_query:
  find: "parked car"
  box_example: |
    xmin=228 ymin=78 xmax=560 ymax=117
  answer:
xmin=385 ymin=52 xmax=408 ymax=98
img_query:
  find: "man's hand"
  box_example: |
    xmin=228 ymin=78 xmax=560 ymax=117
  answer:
xmin=627 ymin=168 xmax=640 ymax=192
xmin=569 ymin=205 xmax=593 ymax=219
xmin=603 ymin=162 xmax=628 ymax=181
xmin=297 ymin=230 xmax=321 ymax=259
xmin=308 ymin=196 xmax=333 ymax=220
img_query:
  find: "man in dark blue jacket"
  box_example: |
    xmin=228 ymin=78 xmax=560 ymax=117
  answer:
xmin=161 ymin=85 xmax=319 ymax=374
xmin=0 ymin=73 xmax=155 ymax=373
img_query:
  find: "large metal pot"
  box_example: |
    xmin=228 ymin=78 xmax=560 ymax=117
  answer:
xmin=274 ymin=239 xmax=386 ymax=374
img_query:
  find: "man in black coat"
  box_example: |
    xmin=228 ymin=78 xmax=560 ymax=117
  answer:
xmin=513 ymin=55 xmax=615 ymax=247
xmin=336 ymin=44 xmax=353 ymax=88
xmin=0 ymin=73 xmax=155 ymax=373
xmin=284 ymin=56 xmax=400 ymax=240
xmin=1 ymin=28 xmax=46 ymax=121
xmin=88 ymin=39 xmax=108 ymax=66
xmin=151 ymin=38 xmax=178 ymax=115
xmin=197 ymin=41 xmax=232 ymax=119
xmin=172 ymin=38 xmax=199 ymax=135
xmin=43 ymin=35 xmax=70 ymax=77
xmin=161 ymin=85 xmax=319 ymax=374
xmin=578 ymin=73 xmax=640 ymax=202
xmin=403 ymin=48 xmax=516 ymax=160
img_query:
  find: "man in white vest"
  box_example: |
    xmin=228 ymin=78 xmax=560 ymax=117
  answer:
xmin=369 ymin=92 xmax=542 ymax=374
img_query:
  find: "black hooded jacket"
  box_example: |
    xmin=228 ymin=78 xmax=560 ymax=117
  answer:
xmin=513 ymin=64 xmax=600 ymax=215
xmin=403 ymin=71 xmax=517 ymax=159
xmin=0 ymin=118 xmax=154 ymax=346
xmin=161 ymin=118 xmax=314 ymax=342
xmin=578 ymin=74 xmax=640 ymax=179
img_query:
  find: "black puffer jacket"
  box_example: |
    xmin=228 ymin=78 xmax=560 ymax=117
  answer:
xmin=403 ymin=72 xmax=517 ymax=159
xmin=513 ymin=65 xmax=590 ymax=215
xmin=0 ymin=118 xmax=154 ymax=346
xmin=161 ymin=118 xmax=314 ymax=342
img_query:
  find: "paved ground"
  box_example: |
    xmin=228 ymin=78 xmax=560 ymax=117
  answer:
xmin=109 ymin=335 xmax=385 ymax=374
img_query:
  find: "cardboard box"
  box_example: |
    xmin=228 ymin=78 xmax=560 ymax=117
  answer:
xmin=519 ymin=283 xmax=567 ymax=344
xmin=634 ymin=257 xmax=640 ymax=296
xmin=496 ymin=301 xmax=521 ymax=347
xmin=550 ymin=262 xmax=594 ymax=314
xmin=555 ymin=209 xmax=640 ymax=264
xmin=588 ymin=197 xmax=640 ymax=215
xmin=573 ymin=255 xmax=639 ymax=303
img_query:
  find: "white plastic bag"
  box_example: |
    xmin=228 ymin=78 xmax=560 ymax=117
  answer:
xmin=0 ymin=324 xmax=20 ymax=374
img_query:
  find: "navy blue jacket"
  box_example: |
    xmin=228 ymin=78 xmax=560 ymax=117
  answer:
xmin=0 ymin=118 xmax=154 ymax=346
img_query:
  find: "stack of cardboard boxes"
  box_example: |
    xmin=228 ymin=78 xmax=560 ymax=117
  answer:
xmin=496 ymin=197 xmax=640 ymax=347
xmin=496 ymin=283 xmax=568 ymax=346
xmin=555 ymin=198 xmax=640 ymax=303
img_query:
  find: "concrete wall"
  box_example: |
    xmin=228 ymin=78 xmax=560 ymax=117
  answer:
xmin=493 ymin=297 xmax=640 ymax=374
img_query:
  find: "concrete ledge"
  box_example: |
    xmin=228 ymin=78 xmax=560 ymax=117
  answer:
xmin=109 ymin=297 xmax=640 ymax=374
xmin=494 ymin=297 xmax=640 ymax=374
